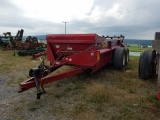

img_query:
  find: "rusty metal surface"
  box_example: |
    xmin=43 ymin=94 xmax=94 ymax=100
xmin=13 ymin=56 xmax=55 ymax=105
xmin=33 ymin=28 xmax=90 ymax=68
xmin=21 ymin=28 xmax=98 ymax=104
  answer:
xmin=152 ymin=40 xmax=160 ymax=53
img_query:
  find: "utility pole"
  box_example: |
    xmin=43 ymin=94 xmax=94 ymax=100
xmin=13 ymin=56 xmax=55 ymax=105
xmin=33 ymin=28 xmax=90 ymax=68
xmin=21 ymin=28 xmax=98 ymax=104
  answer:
xmin=63 ymin=21 xmax=69 ymax=34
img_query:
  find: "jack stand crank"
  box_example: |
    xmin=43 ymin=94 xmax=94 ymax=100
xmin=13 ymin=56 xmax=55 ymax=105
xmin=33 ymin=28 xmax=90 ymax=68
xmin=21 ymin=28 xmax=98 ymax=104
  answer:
xmin=33 ymin=75 xmax=43 ymax=99
xmin=29 ymin=58 xmax=49 ymax=99
xmin=29 ymin=67 xmax=43 ymax=99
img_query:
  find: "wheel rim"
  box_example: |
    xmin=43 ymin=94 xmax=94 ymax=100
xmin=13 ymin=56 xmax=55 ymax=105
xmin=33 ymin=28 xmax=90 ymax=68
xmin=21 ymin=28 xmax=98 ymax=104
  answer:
xmin=123 ymin=54 xmax=125 ymax=66
xmin=126 ymin=53 xmax=129 ymax=63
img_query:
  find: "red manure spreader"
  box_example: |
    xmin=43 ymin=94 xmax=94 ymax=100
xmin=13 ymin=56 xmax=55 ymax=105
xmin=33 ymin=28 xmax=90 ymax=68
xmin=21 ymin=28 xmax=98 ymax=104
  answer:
xmin=19 ymin=34 xmax=129 ymax=99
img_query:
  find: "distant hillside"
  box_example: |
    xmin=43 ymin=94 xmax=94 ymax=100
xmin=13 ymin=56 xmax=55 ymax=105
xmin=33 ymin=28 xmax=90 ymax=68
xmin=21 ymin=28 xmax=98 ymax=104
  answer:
xmin=124 ymin=39 xmax=153 ymax=46
xmin=23 ymin=35 xmax=46 ymax=40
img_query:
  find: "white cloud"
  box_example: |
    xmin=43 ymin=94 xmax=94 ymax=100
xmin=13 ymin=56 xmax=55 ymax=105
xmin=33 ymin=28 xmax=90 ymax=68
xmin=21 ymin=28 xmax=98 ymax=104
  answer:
xmin=1 ymin=0 xmax=160 ymax=39
xmin=105 ymin=4 xmax=127 ymax=19
xmin=86 ymin=3 xmax=127 ymax=23
xmin=11 ymin=0 xmax=94 ymax=22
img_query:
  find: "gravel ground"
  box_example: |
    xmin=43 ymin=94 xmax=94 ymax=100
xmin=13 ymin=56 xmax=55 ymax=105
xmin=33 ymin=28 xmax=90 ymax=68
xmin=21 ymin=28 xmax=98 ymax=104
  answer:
xmin=0 ymin=51 xmax=53 ymax=120
xmin=0 ymin=51 xmax=81 ymax=120
xmin=0 ymin=69 xmax=58 ymax=120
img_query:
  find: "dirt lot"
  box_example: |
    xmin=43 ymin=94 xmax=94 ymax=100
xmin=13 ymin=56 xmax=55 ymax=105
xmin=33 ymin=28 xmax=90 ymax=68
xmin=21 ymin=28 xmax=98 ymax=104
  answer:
xmin=0 ymin=49 xmax=160 ymax=120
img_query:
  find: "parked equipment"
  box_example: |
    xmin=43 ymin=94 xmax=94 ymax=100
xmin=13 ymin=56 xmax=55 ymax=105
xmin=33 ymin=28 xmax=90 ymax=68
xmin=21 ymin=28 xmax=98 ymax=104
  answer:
xmin=139 ymin=32 xmax=160 ymax=100
xmin=17 ymin=47 xmax=46 ymax=56
xmin=0 ymin=29 xmax=24 ymax=49
xmin=0 ymin=29 xmax=46 ymax=51
xmin=19 ymin=34 xmax=129 ymax=99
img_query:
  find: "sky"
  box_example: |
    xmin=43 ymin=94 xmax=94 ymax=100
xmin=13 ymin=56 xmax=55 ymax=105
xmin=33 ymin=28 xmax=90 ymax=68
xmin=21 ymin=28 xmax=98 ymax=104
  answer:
xmin=0 ymin=0 xmax=160 ymax=39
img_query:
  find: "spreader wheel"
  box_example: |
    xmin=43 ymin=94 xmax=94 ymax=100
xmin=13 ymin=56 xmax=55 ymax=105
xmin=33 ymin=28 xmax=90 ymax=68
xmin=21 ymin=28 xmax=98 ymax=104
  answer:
xmin=113 ymin=47 xmax=125 ymax=70
xmin=139 ymin=50 xmax=155 ymax=79
xmin=124 ymin=47 xmax=129 ymax=64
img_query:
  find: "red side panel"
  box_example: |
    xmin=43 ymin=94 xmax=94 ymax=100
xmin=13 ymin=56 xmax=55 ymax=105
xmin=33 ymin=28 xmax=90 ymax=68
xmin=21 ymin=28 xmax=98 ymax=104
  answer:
xmin=92 ymin=49 xmax=112 ymax=73
xmin=46 ymin=34 xmax=101 ymax=64
xmin=47 ymin=42 xmax=55 ymax=63
xmin=62 ymin=49 xmax=99 ymax=67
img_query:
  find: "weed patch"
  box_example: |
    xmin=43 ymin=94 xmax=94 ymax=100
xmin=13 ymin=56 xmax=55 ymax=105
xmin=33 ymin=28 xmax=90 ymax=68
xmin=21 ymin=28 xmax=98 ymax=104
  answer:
xmin=86 ymin=83 xmax=112 ymax=104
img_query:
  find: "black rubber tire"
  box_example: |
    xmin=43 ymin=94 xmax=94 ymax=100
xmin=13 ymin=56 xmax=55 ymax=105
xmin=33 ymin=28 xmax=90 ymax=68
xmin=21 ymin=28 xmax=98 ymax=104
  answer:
xmin=113 ymin=47 xmax=125 ymax=70
xmin=124 ymin=47 xmax=129 ymax=64
xmin=139 ymin=50 xmax=155 ymax=79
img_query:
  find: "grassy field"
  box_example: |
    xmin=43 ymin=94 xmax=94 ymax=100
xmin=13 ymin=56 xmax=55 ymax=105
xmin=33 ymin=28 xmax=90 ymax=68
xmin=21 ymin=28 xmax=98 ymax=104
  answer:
xmin=128 ymin=44 xmax=152 ymax=52
xmin=0 ymin=49 xmax=160 ymax=120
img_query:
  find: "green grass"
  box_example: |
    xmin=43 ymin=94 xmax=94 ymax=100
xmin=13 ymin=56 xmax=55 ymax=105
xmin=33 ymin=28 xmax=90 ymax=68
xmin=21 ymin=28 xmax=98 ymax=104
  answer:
xmin=128 ymin=46 xmax=152 ymax=52
xmin=0 ymin=48 xmax=160 ymax=120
